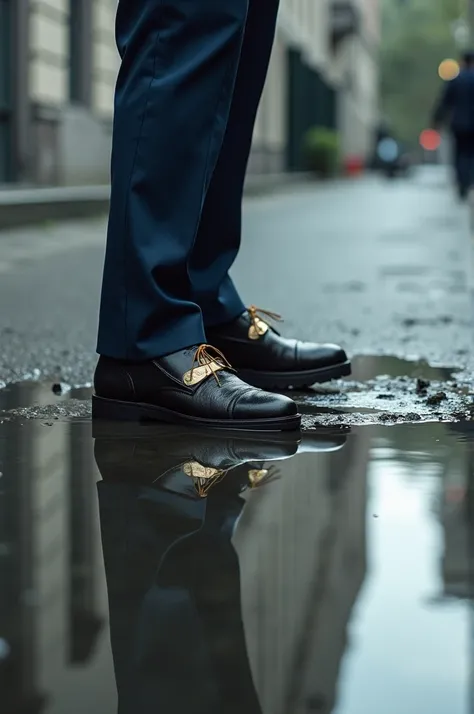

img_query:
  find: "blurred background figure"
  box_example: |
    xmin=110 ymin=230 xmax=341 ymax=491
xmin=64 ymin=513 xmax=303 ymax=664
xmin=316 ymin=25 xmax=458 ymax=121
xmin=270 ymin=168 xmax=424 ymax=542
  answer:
xmin=433 ymin=50 xmax=474 ymax=199
xmin=370 ymin=121 xmax=411 ymax=179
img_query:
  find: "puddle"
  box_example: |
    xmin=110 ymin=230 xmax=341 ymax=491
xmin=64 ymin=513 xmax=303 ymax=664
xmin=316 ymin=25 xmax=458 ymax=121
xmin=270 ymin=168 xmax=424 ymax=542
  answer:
xmin=0 ymin=419 xmax=472 ymax=714
xmin=350 ymin=355 xmax=457 ymax=382
xmin=0 ymin=355 xmax=471 ymax=428
xmin=298 ymin=356 xmax=471 ymax=427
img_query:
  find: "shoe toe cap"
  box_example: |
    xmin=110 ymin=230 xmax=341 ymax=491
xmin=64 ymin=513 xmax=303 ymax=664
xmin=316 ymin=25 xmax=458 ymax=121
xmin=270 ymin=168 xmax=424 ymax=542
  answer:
xmin=298 ymin=342 xmax=348 ymax=369
xmin=233 ymin=388 xmax=298 ymax=420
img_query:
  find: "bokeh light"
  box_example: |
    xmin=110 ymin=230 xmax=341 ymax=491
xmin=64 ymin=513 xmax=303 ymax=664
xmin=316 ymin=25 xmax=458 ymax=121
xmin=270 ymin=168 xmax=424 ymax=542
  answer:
xmin=419 ymin=129 xmax=441 ymax=151
xmin=438 ymin=58 xmax=460 ymax=81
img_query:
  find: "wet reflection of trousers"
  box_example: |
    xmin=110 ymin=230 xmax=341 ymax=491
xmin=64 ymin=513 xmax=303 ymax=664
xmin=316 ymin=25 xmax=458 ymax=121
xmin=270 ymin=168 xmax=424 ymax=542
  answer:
xmin=97 ymin=0 xmax=280 ymax=361
xmin=98 ymin=483 xmax=262 ymax=714
xmin=453 ymin=131 xmax=474 ymax=191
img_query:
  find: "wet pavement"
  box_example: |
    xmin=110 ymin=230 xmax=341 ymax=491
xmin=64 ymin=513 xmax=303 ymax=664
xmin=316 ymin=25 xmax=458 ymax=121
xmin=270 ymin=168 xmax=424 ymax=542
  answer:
xmin=0 ymin=415 xmax=472 ymax=714
xmin=0 ymin=166 xmax=473 ymax=426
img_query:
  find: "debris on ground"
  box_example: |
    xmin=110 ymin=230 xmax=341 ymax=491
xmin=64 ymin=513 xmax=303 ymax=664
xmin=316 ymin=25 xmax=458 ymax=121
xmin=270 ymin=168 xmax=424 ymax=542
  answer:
xmin=416 ymin=378 xmax=430 ymax=396
xmin=426 ymin=391 xmax=447 ymax=406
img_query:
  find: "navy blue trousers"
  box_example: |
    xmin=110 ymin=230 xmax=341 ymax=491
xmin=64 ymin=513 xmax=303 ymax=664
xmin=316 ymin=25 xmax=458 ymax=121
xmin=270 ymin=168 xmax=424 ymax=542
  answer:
xmin=97 ymin=0 xmax=279 ymax=360
xmin=453 ymin=132 xmax=474 ymax=195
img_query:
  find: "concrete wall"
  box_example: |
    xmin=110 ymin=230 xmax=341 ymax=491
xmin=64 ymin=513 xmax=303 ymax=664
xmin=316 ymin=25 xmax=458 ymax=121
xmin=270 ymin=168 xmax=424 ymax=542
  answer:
xmin=28 ymin=0 xmax=117 ymax=185
xmin=337 ymin=0 xmax=380 ymax=159
xmin=91 ymin=0 xmax=119 ymax=119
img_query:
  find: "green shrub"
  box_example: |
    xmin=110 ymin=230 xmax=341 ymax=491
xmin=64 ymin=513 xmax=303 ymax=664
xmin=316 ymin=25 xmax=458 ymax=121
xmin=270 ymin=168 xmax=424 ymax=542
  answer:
xmin=303 ymin=127 xmax=340 ymax=177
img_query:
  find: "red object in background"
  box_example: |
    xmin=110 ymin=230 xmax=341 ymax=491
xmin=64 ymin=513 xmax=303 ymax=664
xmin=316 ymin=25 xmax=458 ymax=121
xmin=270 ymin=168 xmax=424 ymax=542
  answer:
xmin=419 ymin=129 xmax=441 ymax=151
xmin=344 ymin=155 xmax=364 ymax=177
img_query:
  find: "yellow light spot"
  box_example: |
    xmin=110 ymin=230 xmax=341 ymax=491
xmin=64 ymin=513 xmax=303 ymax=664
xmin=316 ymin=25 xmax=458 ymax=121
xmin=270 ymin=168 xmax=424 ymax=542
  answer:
xmin=438 ymin=59 xmax=460 ymax=81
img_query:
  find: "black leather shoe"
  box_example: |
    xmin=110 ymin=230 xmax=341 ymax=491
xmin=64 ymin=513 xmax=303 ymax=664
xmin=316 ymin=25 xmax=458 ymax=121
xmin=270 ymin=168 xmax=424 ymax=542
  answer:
xmin=93 ymin=344 xmax=301 ymax=431
xmin=207 ymin=306 xmax=351 ymax=389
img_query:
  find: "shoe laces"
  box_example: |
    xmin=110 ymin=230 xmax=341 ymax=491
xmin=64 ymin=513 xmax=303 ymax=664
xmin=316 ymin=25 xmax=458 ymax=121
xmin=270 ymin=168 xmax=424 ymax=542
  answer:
xmin=189 ymin=343 xmax=233 ymax=386
xmin=248 ymin=305 xmax=283 ymax=338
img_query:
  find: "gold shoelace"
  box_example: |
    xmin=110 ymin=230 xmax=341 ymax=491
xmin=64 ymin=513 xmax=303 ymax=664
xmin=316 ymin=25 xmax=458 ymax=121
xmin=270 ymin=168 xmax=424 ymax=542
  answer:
xmin=184 ymin=462 xmax=281 ymax=498
xmin=247 ymin=305 xmax=283 ymax=339
xmin=184 ymin=343 xmax=234 ymax=386
xmin=183 ymin=461 xmax=230 ymax=497
xmin=248 ymin=464 xmax=281 ymax=488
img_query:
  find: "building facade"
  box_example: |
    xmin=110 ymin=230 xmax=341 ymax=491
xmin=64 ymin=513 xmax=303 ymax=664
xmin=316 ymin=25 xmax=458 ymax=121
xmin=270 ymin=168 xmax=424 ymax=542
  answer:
xmin=0 ymin=0 xmax=379 ymax=185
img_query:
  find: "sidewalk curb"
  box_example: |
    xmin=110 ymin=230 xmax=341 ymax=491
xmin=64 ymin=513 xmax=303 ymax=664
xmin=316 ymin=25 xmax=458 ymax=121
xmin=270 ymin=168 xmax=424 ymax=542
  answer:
xmin=0 ymin=185 xmax=110 ymax=230
xmin=0 ymin=173 xmax=311 ymax=231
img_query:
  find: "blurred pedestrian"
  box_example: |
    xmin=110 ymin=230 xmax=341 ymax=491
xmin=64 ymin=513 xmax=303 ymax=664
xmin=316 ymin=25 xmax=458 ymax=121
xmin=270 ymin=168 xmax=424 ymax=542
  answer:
xmin=93 ymin=0 xmax=350 ymax=431
xmin=433 ymin=50 xmax=474 ymax=199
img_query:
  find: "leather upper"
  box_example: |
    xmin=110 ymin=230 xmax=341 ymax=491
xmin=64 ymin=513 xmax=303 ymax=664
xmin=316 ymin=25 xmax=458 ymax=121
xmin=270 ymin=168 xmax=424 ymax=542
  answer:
xmin=94 ymin=350 xmax=298 ymax=420
xmin=207 ymin=312 xmax=347 ymax=372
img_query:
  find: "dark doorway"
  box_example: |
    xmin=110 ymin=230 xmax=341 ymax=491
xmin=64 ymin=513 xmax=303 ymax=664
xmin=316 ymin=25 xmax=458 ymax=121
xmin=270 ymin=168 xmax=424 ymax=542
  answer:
xmin=286 ymin=49 xmax=337 ymax=172
xmin=0 ymin=0 xmax=12 ymax=181
xmin=69 ymin=0 xmax=92 ymax=106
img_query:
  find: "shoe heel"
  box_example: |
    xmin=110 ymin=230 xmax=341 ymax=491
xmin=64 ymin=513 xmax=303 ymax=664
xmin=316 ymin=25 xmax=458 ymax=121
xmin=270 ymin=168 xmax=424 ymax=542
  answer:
xmin=92 ymin=395 xmax=145 ymax=422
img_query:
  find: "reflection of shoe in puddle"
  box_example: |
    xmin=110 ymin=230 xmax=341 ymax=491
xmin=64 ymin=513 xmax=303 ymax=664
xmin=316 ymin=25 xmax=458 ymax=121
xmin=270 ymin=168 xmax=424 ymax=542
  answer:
xmin=94 ymin=425 xmax=349 ymax=498
xmin=94 ymin=425 xmax=301 ymax=500
xmin=96 ymin=439 xmax=264 ymax=714
xmin=95 ymin=425 xmax=349 ymax=713
xmin=298 ymin=428 xmax=348 ymax=454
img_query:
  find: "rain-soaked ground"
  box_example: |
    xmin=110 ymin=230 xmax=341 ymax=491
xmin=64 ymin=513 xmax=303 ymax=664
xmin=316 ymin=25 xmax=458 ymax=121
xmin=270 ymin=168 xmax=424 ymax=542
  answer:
xmin=0 ymin=413 xmax=472 ymax=714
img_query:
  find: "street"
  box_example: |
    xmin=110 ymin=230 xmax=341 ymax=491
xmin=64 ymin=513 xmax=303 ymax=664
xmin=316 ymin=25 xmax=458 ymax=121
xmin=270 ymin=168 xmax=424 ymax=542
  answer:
xmin=0 ymin=166 xmax=473 ymax=425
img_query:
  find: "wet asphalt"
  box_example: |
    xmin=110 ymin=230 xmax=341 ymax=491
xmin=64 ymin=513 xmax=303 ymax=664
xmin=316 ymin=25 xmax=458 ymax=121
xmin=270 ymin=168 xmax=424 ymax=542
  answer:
xmin=0 ymin=165 xmax=472 ymax=425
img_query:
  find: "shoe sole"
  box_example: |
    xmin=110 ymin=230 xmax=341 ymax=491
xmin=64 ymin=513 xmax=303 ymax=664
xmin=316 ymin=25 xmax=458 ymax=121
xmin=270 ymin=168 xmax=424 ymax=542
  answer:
xmin=92 ymin=395 xmax=301 ymax=432
xmin=238 ymin=360 xmax=352 ymax=390
xmin=92 ymin=421 xmax=302 ymax=442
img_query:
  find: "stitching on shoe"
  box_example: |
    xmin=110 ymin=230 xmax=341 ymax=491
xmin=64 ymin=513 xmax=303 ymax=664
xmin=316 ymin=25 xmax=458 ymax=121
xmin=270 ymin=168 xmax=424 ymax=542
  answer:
xmin=152 ymin=360 xmax=192 ymax=391
xmin=124 ymin=369 xmax=136 ymax=399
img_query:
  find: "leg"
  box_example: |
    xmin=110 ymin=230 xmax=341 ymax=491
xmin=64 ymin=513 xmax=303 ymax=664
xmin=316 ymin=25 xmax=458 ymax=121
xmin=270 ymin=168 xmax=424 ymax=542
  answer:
xmin=93 ymin=0 xmax=299 ymax=432
xmin=466 ymin=133 xmax=474 ymax=192
xmin=97 ymin=0 xmax=250 ymax=360
xmin=188 ymin=0 xmax=280 ymax=327
xmin=453 ymin=133 xmax=469 ymax=198
xmin=184 ymin=0 xmax=350 ymax=390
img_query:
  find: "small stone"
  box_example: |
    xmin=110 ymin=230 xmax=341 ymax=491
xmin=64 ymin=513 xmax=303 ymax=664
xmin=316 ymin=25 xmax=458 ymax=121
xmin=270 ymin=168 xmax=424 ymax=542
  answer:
xmin=426 ymin=391 xmax=447 ymax=406
xmin=416 ymin=378 xmax=430 ymax=396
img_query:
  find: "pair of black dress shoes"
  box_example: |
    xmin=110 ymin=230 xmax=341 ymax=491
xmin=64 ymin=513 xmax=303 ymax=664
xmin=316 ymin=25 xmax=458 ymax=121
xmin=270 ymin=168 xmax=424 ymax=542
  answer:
xmin=93 ymin=307 xmax=350 ymax=432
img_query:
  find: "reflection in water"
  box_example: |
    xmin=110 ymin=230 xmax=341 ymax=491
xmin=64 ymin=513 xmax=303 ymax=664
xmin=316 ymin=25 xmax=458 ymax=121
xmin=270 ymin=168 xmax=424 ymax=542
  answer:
xmin=0 ymin=392 xmax=472 ymax=714
xmin=94 ymin=425 xmax=366 ymax=714
xmin=96 ymin=433 xmax=266 ymax=714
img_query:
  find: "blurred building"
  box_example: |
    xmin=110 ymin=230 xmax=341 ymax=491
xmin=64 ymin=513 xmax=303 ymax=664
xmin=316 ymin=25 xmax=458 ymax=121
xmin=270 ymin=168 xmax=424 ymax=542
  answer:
xmin=0 ymin=384 xmax=114 ymax=714
xmin=234 ymin=427 xmax=371 ymax=714
xmin=255 ymin=0 xmax=380 ymax=173
xmin=0 ymin=0 xmax=379 ymax=185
